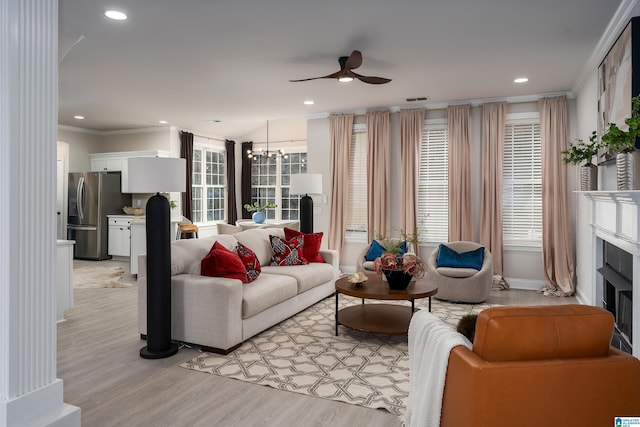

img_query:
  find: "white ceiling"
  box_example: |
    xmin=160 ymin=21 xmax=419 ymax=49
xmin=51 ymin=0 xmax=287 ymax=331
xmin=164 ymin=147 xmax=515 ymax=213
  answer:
xmin=58 ymin=0 xmax=623 ymax=139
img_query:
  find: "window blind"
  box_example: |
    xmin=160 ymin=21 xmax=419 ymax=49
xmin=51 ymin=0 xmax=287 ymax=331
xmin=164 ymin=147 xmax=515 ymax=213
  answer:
xmin=347 ymin=129 xmax=368 ymax=232
xmin=418 ymin=126 xmax=448 ymax=242
xmin=502 ymin=121 xmax=542 ymax=246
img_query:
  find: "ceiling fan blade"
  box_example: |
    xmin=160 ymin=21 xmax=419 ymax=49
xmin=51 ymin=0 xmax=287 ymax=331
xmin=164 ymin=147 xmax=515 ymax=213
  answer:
xmin=343 ymin=50 xmax=362 ymax=70
xmin=352 ymin=72 xmax=392 ymax=84
xmin=289 ymin=71 xmax=340 ymax=82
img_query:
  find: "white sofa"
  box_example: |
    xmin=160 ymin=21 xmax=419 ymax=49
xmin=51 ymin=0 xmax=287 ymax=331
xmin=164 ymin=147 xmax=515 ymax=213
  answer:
xmin=138 ymin=228 xmax=339 ymax=354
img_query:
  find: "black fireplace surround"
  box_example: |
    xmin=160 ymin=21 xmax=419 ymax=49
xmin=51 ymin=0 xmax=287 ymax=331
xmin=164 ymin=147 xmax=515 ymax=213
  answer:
xmin=598 ymin=242 xmax=633 ymax=354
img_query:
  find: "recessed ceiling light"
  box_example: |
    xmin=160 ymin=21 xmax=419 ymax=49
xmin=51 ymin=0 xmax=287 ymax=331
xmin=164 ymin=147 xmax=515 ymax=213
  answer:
xmin=158 ymin=120 xmax=168 ymax=124
xmin=303 ymin=100 xmax=314 ymax=105
xmin=514 ymin=77 xmax=529 ymax=84
xmin=74 ymin=115 xmax=85 ymax=120
xmin=105 ymin=10 xmax=127 ymax=20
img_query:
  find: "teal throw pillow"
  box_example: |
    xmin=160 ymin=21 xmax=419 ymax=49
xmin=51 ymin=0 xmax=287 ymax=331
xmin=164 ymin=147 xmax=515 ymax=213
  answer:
xmin=436 ymin=244 xmax=485 ymax=270
xmin=364 ymin=240 xmax=386 ymax=261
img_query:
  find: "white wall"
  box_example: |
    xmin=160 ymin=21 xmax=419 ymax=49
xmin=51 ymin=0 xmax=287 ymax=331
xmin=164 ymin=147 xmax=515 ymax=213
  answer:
xmin=57 ymin=127 xmax=103 ymax=172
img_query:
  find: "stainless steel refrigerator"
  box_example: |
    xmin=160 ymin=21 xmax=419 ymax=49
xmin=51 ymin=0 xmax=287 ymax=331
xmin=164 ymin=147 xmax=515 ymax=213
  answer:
xmin=67 ymin=172 xmax=132 ymax=260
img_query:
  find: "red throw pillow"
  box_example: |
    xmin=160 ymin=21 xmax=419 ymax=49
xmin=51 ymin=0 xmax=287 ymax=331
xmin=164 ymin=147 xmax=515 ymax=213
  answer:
xmin=236 ymin=242 xmax=261 ymax=283
xmin=284 ymin=227 xmax=325 ymax=263
xmin=201 ymin=241 xmax=246 ymax=282
xmin=269 ymin=235 xmax=308 ymax=266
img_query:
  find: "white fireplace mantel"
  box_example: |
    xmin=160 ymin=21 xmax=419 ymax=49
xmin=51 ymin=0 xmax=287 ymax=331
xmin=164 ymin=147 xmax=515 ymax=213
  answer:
xmin=577 ymin=190 xmax=640 ymax=358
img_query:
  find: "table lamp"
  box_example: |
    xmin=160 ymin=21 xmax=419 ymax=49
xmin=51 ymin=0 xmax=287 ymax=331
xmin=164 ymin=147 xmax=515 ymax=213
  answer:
xmin=128 ymin=157 xmax=186 ymax=359
xmin=290 ymin=173 xmax=322 ymax=233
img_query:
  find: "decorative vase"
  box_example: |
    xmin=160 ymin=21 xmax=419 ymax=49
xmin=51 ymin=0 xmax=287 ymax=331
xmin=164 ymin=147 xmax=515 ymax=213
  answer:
xmin=382 ymin=269 xmax=413 ymax=290
xmin=616 ymin=151 xmax=640 ymax=190
xmin=579 ymin=164 xmax=598 ymax=191
xmin=252 ymin=211 xmax=266 ymax=224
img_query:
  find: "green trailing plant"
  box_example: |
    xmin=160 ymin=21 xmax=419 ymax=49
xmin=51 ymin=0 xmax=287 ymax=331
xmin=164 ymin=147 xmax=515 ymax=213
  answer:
xmin=376 ymin=226 xmax=422 ymax=255
xmin=562 ymin=131 xmax=600 ymax=166
xmin=243 ymin=201 xmax=277 ymax=212
xmin=601 ymin=94 xmax=640 ymax=156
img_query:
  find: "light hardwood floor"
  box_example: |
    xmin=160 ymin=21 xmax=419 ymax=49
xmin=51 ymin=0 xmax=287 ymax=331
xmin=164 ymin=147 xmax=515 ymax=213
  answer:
xmin=58 ymin=259 xmax=576 ymax=427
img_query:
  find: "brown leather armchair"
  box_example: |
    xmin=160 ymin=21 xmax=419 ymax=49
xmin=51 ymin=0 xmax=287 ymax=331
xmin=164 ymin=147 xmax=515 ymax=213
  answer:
xmin=440 ymin=305 xmax=640 ymax=427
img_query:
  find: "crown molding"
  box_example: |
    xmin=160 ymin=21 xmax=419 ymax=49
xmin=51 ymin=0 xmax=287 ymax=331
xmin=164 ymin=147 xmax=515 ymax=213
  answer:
xmin=572 ymin=0 xmax=639 ymax=94
xmin=57 ymin=124 xmax=173 ymax=136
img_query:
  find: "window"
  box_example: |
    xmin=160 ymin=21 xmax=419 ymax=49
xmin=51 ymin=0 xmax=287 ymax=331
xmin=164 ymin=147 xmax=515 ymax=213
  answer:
xmin=502 ymin=118 xmax=542 ymax=247
xmin=347 ymin=125 xmax=367 ymax=232
xmin=250 ymin=150 xmax=307 ymax=220
xmin=192 ymin=145 xmax=226 ymax=224
xmin=418 ymin=122 xmax=448 ymax=242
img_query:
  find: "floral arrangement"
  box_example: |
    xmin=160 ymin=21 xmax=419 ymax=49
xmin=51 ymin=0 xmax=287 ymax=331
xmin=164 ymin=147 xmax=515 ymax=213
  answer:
xmin=373 ymin=252 xmax=425 ymax=279
xmin=243 ymin=201 xmax=277 ymax=212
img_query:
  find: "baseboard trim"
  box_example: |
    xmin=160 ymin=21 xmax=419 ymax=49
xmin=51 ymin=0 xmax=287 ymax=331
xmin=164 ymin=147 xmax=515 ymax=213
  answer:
xmin=504 ymin=278 xmax=545 ymax=291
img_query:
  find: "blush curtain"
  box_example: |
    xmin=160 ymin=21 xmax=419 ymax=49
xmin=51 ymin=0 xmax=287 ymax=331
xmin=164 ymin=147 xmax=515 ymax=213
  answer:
xmin=241 ymin=141 xmax=253 ymax=219
xmin=179 ymin=131 xmax=194 ymax=221
xmin=538 ymin=96 xmax=575 ymax=296
xmin=479 ymin=102 xmax=507 ymax=285
xmin=366 ymin=110 xmax=390 ymax=242
xmin=447 ymin=105 xmax=473 ymax=242
xmin=400 ymin=109 xmax=425 ymax=244
xmin=328 ymin=114 xmax=354 ymax=253
xmin=225 ymin=139 xmax=238 ymax=224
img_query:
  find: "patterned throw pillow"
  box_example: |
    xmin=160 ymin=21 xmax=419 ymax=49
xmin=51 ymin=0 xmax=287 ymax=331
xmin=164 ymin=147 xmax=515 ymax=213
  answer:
xmin=269 ymin=235 xmax=308 ymax=266
xmin=284 ymin=227 xmax=325 ymax=263
xmin=236 ymin=242 xmax=261 ymax=283
xmin=201 ymin=241 xmax=246 ymax=281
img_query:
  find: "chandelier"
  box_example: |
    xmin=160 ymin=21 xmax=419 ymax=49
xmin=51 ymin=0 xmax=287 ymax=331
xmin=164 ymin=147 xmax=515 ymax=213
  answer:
xmin=247 ymin=121 xmax=287 ymax=160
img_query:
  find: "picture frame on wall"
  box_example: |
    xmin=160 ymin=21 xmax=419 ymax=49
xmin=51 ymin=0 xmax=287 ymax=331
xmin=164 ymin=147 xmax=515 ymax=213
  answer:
xmin=598 ymin=16 xmax=640 ymax=162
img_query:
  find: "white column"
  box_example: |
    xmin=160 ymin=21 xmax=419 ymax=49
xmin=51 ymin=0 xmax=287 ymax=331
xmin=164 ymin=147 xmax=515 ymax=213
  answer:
xmin=0 ymin=1 xmax=80 ymax=425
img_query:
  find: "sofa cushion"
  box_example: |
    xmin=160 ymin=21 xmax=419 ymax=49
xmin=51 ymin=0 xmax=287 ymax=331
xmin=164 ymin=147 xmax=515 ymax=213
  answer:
xmin=437 ymin=244 xmax=484 ymax=270
xmin=201 ymin=241 xmax=246 ymax=282
xmin=171 ymin=235 xmax=238 ymax=276
xmin=364 ymin=240 xmax=386 ymax=261
xmin=269 ymin=235 xmax=308 ymax=266
xmin=233 ymin=228 xmax=284 ymax=267
xmin=284 ymin=227 xmax=325 ymax=263
xmin=436 ymin=266 xmax=479 ymax=278
xmin=237 ymin=242 xmax=261 ymax=283
xmin=241 ymin=273 xmax=298 ymax=318
xmin=262 ymin=262 xmax=334 ymax=293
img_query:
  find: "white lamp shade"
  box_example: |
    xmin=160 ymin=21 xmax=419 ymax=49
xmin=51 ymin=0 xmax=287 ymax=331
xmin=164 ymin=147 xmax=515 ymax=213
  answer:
xmin=290 ymin=173 xmax=322 ymax=195
xmin=127 ymin=157 xmax=186 ymax=193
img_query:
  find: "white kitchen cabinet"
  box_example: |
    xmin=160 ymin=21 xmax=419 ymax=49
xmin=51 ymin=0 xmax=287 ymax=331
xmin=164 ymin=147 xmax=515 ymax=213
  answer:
xmin=89 ymin=150 xmax=172 ymax=192
xmin=130 ymin=220 xmax=146 ymax=275
xmin=108 ymin=216 xmax=132 ymax=257
xmin=90 ymin=155 xmax=122 ymax=172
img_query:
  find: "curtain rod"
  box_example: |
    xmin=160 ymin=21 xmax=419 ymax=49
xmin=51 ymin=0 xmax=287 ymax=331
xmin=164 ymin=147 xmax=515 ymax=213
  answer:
xmin=251 ymin=139 xmax=307 ymax=144
xmin=193 ymin=133 xmax=227 ymax=143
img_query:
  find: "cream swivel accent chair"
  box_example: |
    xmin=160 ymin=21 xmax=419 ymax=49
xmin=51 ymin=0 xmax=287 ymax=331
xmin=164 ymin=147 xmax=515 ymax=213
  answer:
xmin=355 ymin=238 xmax=405 ymax=273
xmin=426 ymin=241 xmax=493 ymax=303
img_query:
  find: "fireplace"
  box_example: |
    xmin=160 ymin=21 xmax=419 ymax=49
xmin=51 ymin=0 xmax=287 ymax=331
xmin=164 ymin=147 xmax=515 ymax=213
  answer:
xmin=598 ymin=241 xmax=633 ymax=354
xmin=578 ymin=190 xmax=640 ymax=358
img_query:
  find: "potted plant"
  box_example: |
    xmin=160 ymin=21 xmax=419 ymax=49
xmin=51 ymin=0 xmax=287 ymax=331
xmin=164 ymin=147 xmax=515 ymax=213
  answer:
xmin=562 ymin=130 xmax=600 ymax=191
xmin=601 ymin=94 xmax=640 ymax=190
xmin=370 ymin=227 xmax=424 ymax=290
xmin=243 ymin=201 xmax=277 ymax=224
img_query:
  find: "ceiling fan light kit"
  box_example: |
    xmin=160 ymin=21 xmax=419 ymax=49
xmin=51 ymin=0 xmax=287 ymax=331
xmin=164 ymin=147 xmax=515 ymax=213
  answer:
xmin=290 ymin=50 xmax=391 ymax=85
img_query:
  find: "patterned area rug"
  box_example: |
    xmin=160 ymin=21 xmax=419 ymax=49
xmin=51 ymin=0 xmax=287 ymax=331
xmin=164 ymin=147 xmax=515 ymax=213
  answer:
xmin=180 ymin=295 xmax=497 ymax=416
xmin=73 ymin=266 xmax=133 ymax=288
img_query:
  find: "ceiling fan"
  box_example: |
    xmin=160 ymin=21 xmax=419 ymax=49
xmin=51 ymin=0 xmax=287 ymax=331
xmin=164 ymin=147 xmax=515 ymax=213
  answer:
xmin=289 ymin=50 xmax=391 ymax=85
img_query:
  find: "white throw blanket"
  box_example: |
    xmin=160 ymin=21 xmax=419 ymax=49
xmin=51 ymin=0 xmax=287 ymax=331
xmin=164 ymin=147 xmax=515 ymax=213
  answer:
xmin=404 ymin=310 xmax=472 ymax=427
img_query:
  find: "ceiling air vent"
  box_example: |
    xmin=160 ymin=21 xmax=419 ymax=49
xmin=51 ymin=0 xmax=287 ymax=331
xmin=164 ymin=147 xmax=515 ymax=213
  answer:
xmin=405 ymin=97 xmax=429 ymax=102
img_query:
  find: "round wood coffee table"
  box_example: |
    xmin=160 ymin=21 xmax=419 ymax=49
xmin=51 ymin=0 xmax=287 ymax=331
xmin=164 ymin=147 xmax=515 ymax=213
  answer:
xmin=335 ymin=274 xmax=438 ymax=336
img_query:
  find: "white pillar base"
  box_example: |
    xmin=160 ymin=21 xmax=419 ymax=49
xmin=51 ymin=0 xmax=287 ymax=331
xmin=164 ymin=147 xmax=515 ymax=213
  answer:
xmin=0 ymin=380 xmax=80 ymax=426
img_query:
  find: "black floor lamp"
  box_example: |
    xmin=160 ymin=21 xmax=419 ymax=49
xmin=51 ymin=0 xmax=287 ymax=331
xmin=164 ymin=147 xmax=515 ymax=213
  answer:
xmin=290 ymin=174 xmax=322 ymax=234
xmin=128 ymin=157 xmax=186 ymax=359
